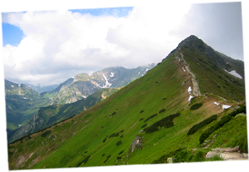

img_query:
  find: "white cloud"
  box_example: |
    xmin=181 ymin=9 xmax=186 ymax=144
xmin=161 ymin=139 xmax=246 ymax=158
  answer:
xmin=2 ymin=2 xmax=244 ymax=86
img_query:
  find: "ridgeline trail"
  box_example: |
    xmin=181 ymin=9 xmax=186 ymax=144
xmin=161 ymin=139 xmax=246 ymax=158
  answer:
xmin=179 ymin=52 xmax=201 ymax=97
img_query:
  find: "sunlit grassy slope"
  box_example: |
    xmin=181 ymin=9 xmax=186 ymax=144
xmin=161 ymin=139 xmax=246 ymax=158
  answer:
xmin=8 ymin=88 xmax=119 ymax=143
xmin=8 ymin=51 xmax=246 ymax=169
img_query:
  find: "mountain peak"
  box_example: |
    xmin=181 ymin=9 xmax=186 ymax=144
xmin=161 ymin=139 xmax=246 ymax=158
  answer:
xmin=162 ymin=35 xmax=206 ymax=60
xmin=163 ymin=35 xmax=229 ymax=69
xmin=181 ymin=34 xmax=199 ymax=42
xmin=177 ymin=35 xmax=206 ymax=51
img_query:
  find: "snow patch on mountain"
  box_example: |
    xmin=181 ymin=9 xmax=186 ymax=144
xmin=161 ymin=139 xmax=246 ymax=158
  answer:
xmin=222 ymin=105 xmax=231 ymax=109
xmin=188 ymin=86 xmax=192 ymax=94
xmin=188 ymin=95 xmax=194 ymax=101
xmin=102 ymin=74 xmax=112 ymax=88
xmin=88 ymin=72 xmax=93 ymax=76
xmin=110 ymin=72 xmax=115 ymax=77
xmin=214 ymin=102 xmax=220 ymax=105
xmin=11 ymin=85 xmax=14 ymax=88
xmin=224 ymin=70 xmax=242 ymax=79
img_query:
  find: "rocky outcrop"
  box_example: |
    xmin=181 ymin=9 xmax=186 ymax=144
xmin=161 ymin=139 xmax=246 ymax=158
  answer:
xmin=130 ymin=136 xmax=142 ymax=153
xmin=206 ymin=146 xmax=248 ymax=160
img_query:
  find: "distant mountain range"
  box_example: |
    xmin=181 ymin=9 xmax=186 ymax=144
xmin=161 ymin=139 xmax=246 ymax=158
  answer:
xmin=8 ymin=88 xmax=119 ymax=143
xmin=43 ymin=64 xmax=155 ymax=105
xmin=5 ymin=80 xmax=51 ymax=131
xmin=5 ymin=64 xmax=155 ymax=142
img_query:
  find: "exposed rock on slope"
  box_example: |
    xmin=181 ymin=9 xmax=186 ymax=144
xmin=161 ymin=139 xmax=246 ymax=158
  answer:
xmin=130 ymin=136 xmax=142 ymax=153
xmin=206 ymin=146 xmax=248 ymax=160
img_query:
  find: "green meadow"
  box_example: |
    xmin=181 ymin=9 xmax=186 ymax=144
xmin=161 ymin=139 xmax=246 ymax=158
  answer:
xmin=8 ymin=50 xmax=247 ymax=169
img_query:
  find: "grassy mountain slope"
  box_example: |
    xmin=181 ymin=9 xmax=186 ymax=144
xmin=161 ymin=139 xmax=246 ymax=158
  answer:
xmin=8 ymin=36 xmax=246 ymax=169
xmin=5 ymin=80 xmax=51 ymax=131
xmin=8 ymin=54 xmax=189 ymax=169
xmin=8 ymin=88 xmax=118 ymax=143
xmin=216 ymin=51 xmax=244 ymax=78
xmin=6 ymin=65 xmax=154 ymax=140
xmin=165 ymin=35 xmax=245 ymax=101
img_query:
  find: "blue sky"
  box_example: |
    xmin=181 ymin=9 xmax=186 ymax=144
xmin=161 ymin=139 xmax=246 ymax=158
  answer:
xmin=1 ymin=10 xmax=28 ymax=46
xmin=69 ymin=7 xmax=133 ymax=17
xmin=2 ymin=7 xmax=133 ymax=47
xmin=2 ymin=22 xmax=24 ymax=46
xmin=1 ymin=2 xmax=245 ymax=87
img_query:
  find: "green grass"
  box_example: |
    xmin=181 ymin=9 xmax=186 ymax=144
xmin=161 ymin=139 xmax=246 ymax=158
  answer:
xmin=7 ymin=53 xmax=246 ymax=169
xmin=190 ymin=103 xmax=203 ymax=110
xmin=9 ymin=88 xmax=119 ymax=143
xmin=187 ymin=115 xmax=217 ymax=135
xmin=8 ymin=55 xmax=186 ymax=168
xmin=240 ymin=137 xmax=248 ymax=153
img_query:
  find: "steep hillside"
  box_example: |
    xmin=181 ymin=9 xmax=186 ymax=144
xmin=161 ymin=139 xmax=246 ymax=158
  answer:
xmin=5 ymin=80 xmax=51 ymax=131
xmin=45 ymin=64 xmax=155 ymax=105
xmin=5 ymin=64 xmax=154 ymax=140
xmin=164 ymin=35 xmax=245 ymax=101
xmin=6 ymin=64 xmax=153 ymax=143
xmin=8 ymin=88 xmax=119 ymax=143
xmin=7 ymin=36 xmax=246 ymax=169
xmin=216 ymin=51 xmax=244 ymax=78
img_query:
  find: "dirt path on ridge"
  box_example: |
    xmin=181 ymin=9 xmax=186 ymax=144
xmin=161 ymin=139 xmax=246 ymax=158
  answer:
xmin=179 ymin=53 xmax=201 ymax=96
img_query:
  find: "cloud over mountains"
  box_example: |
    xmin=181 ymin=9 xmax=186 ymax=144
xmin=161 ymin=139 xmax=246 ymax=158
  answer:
xmin=2 ymin=2 xmax=243 ymax=86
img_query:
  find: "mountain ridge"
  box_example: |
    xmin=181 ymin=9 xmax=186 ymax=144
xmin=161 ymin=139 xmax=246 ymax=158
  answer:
xmin=163 ymin=35 xmax=244 ymax=78
xmin=162 ymin=35 xmax=244 ymax=101
xmin=5 ymin=80 xmax=51 ymax=131
xmin=7 ymin=35 xmax=246 ymax=169
xmin=5 ymin=64 xmax=155 ymax=142
xmin=44 ymin=64 xmax=155 ymax=105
